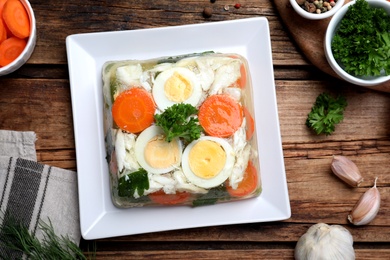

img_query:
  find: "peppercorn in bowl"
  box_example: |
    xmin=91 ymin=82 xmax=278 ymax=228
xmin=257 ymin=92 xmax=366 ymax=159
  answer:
xmin=290 ymin=0 xmax=345 ymax=20
xmin=324 ymin=0 xmax=390 ymax=87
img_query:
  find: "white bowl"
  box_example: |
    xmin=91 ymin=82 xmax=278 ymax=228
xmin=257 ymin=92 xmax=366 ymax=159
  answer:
xmin=324 ymin=0 xmax=390 ymax=87
xmin=290 ymin=0 xmax=345 ymax=20
xmin=0 ymin=0 xmax=36 ymax=76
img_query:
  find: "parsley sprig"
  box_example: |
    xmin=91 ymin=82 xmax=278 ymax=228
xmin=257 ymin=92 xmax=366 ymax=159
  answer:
xmin=118 ymin=169 xmax=149 ymax=198
xmin=306 ymin=93 xmax=347 ymax=135
xmin=331 ymin=0 xmax=390 ymax=77
xmin=154 ymin=103 xmax=203 ymax=143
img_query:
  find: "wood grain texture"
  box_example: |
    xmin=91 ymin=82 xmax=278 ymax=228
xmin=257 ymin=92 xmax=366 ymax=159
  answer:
xmin=82 ymin=249 xmax=390 ymax=259
xmin=0 ymin=0 xmax=389 ymax=259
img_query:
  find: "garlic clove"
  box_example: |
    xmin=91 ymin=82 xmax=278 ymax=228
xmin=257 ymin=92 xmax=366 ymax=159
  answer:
xmin=295 ymin=223 xmax=355 ymax=260
xmin=348 ymin=177 xmax=380 ymax=226
xmin=331 ymin=155 xmax=364 ymax=187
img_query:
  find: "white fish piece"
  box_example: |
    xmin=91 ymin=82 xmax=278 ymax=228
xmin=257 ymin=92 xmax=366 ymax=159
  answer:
xmin=194 ymin=59 xmax=214 ymax=91
xmin=116 ymin=63 xmax=143 ymax=87
xmin=173 ymin=170 xmax=208 ymax=194
xmin=205 ymin=56 xmax=235 ymax=70
xmin=175 ymin=56 xmax=198 ymax=69
xmin=232 ymin=119 xmax=247 ymax=153
xmin=222 ymin=87 xmax=242 ymax=102
xmin=208 ymin=60 xmax=241 ymax=95
xmin=122 ymin=132 xmax=140 ymax=173
xmin=229 ymin=143 xmax=251 ymax=190
xmin=144 ymin=173 xmax=177 ymax=195
xmin=141 ymin=62 xmax=174 ymax=88
xmin=115 ymin=130 xmax=140 ymax=178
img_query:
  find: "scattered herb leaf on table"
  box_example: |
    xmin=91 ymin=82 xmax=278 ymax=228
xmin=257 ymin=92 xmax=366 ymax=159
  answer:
xmin=306 ymin=93 xmax=347 ymax=135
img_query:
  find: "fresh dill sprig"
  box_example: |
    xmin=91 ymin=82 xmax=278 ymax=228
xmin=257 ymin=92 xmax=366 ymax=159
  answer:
xmin=0 ymin=214 xmax=93 ymax=260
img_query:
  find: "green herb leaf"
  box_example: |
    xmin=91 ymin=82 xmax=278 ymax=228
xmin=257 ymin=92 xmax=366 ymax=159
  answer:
xmin=154 ymin=103 xmax=203 ymax=143
xmin=157 ymin=51 xmax=215 ymax=64
xmin=331 ymin=0 xmax=390 ymax=77
xmin=118 ymin=169 xmax=149 ymax=198
xmin=0 ymin=213 xmax=89 ymax=259
xmin=305 ymin=93 xmax=348 ymax=135
xmin=192 ymin=185 xmax=230 ymax=207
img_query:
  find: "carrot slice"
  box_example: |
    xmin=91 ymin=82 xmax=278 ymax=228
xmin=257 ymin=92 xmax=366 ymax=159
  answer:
xmin=198 ymin=94 xmax=243 ymax=138
xmin=149 ymin=190 xmax=190 ymax=205
xmin=0 ymin=0 xmax=7 ymax=14
xmin=236 ymin=63 xmax=247 ymax=89
xmin=112 ymin=87 xmax=156 ymax=133
xmin=243 ymin=106 xmax=255 ymax=140
xmin=227 ymin=161 xmax=258 ymax=197
xmin=228 ymin=55 xmax=247 ymax=89
xmin=0 ymin=36 xmax=26 ymax=66
xmin=0 ymin=19 xmax=6 ymax=44
xmin=2 ymin=0 xmax=30 ymax=39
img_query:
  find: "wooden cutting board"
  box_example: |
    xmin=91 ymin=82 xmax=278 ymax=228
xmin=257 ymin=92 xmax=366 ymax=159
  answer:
xmin=272 ymin=0 xmax=390 ymax=92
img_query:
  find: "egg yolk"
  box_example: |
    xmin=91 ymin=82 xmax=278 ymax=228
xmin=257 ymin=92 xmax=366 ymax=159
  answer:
xmin=188 ymin=140 xmax=226 ymax=179
xmin=144 ymin=135 xmax=180 ymax=169
xmin=164 ymin=72 xmax=193 ymax=102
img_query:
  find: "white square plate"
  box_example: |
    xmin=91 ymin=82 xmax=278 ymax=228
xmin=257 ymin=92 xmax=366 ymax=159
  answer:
xmin=66 ymin=17 xmax=290 ymax=240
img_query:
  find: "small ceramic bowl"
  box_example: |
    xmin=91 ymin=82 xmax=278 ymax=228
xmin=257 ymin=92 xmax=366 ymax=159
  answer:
xmin=324 ymin=0 xmax=390 ymax=87
xmin=290 ymin=0 xmax=345 ymax=20
xmin=0 ymin=0 xmax=36 ymax=76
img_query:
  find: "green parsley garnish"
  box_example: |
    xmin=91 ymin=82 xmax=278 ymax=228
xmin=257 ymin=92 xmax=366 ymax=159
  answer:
xmin=305 ymin=93 xmax=347 ymax=136
xmin=192 ymin=185 xmax=230 ymax=207
xmin=331 ymin=0 xmax=390 ymax=77
xmin=154 ymin=103 xmax=203 ymax=143
xmin=118 ymin=169 xmax=149 ymax=198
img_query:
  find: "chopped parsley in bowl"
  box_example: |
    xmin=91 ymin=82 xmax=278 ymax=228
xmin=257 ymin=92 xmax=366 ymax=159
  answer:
xmin=324 ymin=0 xmax=390 ymax=86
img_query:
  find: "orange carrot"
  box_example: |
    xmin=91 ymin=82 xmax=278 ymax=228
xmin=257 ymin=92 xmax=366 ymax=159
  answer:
xmin=198 ymin=94 xmax=243 ymax=138
xmin=2 ymin=0 xmax=30 ymax=39
xmin=236 ymin=63 xmax=247 ymax=89
xmin=0 ymin=36 xmax=26 ymax=66
xmin=0 ymin=19 xmax=6 ymax=44
xmin=149 ymin=190 xmax=190 ymax=205
xmin=243 ymin=106 xmax=255 ymax=140
xmin=227 ymin=161 xmax=258 ymax=197
xmin=0 ymin=0 xmax=13 ymax=38
xmin=112 ymin=87 xmax=156 ymax=133
xmin=228 ymin=55 xmax=247 ymax=89
xmin=0 ymin=0 xmax=7 ymax=14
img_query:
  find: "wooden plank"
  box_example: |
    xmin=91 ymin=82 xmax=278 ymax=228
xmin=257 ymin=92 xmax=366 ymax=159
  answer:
xmin=275 ymin=80 xmax=390 ymax=143
xmin=0 ymin=78 xmax=75 ymax=169
xmin=81 ymin=249 xmax=390 ymax=259
xmin=88 ymin=222 xmax=390 ymax=244
xmin=24 ymin=0 xmax=306 ymax=66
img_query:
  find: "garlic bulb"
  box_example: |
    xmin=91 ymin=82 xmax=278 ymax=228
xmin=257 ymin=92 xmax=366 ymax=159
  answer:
xmin=294 ymin=223 xmax=355 ymax=260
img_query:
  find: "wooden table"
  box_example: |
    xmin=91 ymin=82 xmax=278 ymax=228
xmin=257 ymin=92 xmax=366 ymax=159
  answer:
xmin=1 ymin=0 xmax=389 ymax=259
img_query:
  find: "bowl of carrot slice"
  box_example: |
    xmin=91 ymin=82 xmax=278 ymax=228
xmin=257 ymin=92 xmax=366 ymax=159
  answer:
xmin=0 ymin=0 xmax=36 ymax=76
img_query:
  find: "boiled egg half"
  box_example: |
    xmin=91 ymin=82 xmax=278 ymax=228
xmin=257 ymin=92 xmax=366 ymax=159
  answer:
xmin=181 ymin=136 xmax=235 ymax=189
xmin=152 ymin=67 xmax=202 ymax=111
xmin=134 ymin=125 xmax=182 ymax=174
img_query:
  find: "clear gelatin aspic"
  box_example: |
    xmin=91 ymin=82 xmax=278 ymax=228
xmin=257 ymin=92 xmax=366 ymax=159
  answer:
xmin=102 ymin=52 xmax=262 ymax=208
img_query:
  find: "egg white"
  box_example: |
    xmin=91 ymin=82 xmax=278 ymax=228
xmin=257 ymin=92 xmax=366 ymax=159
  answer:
xmin=181 ymin=136 xmax=235 ymax=189
xmin=152 ymin=67 xmax=202 ymax=111
xmin=134 ymin=125 xmax=182 ymax=174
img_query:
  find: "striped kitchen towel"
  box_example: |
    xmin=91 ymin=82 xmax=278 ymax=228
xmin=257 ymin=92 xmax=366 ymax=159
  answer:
xmin=0 ymin=130 xmax=80 ymax=259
